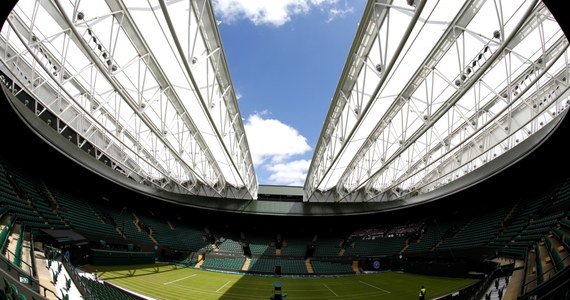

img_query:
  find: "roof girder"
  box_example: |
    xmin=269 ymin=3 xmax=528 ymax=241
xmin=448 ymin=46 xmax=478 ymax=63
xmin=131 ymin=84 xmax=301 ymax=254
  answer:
xmin=156 ymin=0 xmax=258 ymax=198
xmin=305 ymin=0 xmax=569 ymax=203
xmin=304 ymin=0 xmax=428 ymax=201
xmin=359 ymin=0 xmax=548 ymax=198
xmin=1 ymin=0 xmax=257 ymax=198
xmin=49 ymin=0 xmax=227 ymax=194
xmin=336 ymin=0 xmax=489 ymax=199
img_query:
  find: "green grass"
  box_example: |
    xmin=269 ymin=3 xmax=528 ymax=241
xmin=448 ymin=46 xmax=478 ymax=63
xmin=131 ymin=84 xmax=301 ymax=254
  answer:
xmin=82 ymin=264 xmax=477 ymax=300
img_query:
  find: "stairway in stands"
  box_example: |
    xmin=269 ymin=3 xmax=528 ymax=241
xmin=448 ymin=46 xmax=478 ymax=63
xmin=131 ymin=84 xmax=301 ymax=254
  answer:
xmin=241 ymin=257 xmax=251 ymax=271
xmin=305 ymin=259 xmax=314 ymax=274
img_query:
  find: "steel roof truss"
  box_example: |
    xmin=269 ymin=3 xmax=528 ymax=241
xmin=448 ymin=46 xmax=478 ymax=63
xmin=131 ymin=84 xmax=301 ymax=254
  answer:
xmin=356 ymin=1 xmax=536 ymax=202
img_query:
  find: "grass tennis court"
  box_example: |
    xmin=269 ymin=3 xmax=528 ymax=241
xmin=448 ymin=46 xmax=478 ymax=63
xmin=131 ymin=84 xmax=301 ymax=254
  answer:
xmin=81 ymin=264 xmax=478 ymax=299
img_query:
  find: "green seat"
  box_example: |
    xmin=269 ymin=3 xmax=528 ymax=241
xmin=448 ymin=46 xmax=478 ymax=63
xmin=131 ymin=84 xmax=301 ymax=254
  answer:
xmin=8 ymin=284 xmax=19 ymax=300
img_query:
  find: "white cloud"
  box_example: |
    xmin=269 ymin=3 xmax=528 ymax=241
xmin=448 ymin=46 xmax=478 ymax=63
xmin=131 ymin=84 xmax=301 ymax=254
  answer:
xmin=266 ymin=159 xmax=311 ymax=186
xmin=326 ymin=6 xmax=354 ymax=23
xmin=244 ymin=113 xmax=311 ymax=185
xmin=244 ymin=113 xmax=311 ymax=165
xmin=212 ymin=0 xmax=344 ymax=27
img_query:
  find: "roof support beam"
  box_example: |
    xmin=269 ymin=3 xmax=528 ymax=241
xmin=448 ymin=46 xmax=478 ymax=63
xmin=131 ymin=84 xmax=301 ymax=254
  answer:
xmin=304 ymin=0 xmax=427 ymax=201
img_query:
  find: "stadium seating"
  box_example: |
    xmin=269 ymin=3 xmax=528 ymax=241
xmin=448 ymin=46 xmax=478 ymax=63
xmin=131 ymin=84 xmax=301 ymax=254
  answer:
xmin=280 ymin=236 xmax=312 ymax=256
xmin=135 ymin=213 xmax=173 ymax=243
xmin=163 ymin=223 xmax=211 ymax=252
xmin=312 ymin=234 xmax=343 ymax=257
xmin=311 ymin=260 xmax=354 ymax=274
xmin=544 ymin=234 xmax=565 ymax=272
xmin=552 ymin=226 xmax=570 ymax=252
xmin=216 ymin=236 xmax=243 ymax=253
xmin=1 ymin=146 xmax=570 ymax=299
xmin=437 ymin=205 xmax=511 ymax=250
xmin=248 ymin=257 xmax=307 ymax=275
xmin=5 ymin=166 xmax=67 ymax=229
xmin=245 ymin=238 xmax=273 ymax=255
xmin=201 ymin=256 xmax=246 ymax=271
xmin=406 ymin=219 xmax=458 ymax=253
xmin=51 ymin=189 xmax=123 ymax=241
xmin=553 ymin=178 xmax=570 ymax=205
xmin=90 ymin=202 xmax=153 ymax=244
xmin=79 ymin=276 xmax=136 ymax=300
xmin=343 ymin=235 xmax=406 ymax=257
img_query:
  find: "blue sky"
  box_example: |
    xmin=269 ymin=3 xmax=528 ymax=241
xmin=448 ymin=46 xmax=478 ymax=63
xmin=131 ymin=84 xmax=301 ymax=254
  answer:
xmin=211 ymin=0 xmax=367 ymax=186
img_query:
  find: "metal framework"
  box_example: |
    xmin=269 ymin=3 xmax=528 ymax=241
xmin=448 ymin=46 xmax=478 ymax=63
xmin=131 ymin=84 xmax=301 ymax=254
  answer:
xmin=304 ymin=0 xmax=570 ymax=202
xmin=0 ymin=0 xmax=258 ymax=199
xmin=1 ymin=0 xmax=569 ymax=205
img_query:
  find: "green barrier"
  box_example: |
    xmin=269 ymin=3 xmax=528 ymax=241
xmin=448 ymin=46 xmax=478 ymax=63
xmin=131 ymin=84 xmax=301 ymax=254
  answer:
xmin=91 ymin=248 xmax=155 ymax=266
xmin=13 ymin=225 xmax=25 ymax=267
xmin=0 ymin=216 xmax=16 ymax=252
xmin=535 ymin=245 xmax=544 ymax=285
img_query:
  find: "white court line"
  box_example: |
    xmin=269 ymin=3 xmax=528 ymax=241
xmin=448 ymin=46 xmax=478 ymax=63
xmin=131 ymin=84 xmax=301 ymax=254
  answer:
xmin=323 ymin=284 xmax=339 ymax=297
xmin=359 ymin=281 xmax=391 ymax=293
xmin=163 ymin=274 xmax=197 ymax=285
xmin=216 ymin=280 xmax=232 ymax=292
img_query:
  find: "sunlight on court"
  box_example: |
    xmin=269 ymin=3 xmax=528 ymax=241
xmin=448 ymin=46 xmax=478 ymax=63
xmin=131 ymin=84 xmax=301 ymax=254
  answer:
xmin=83 ymin=264 xmax=474 ymax=300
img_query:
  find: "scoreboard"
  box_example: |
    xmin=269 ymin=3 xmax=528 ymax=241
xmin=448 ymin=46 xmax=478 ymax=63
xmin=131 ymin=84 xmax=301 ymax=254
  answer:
xmin=361 ymin=256 xmax=393 ymax=271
